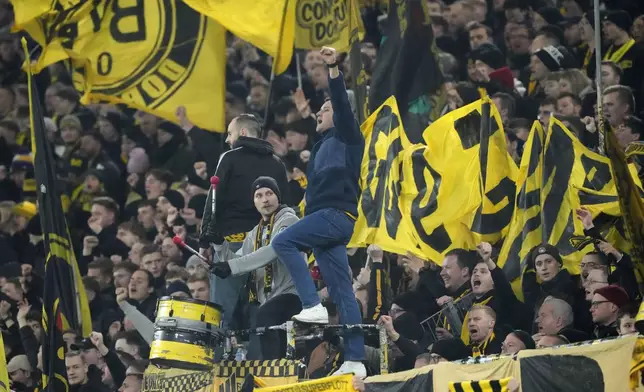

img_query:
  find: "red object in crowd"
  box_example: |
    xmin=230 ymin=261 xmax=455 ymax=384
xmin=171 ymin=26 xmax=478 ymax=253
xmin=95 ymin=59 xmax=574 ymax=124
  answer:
xmin=311 ymin=266 xmax=321 ymax=280
xmin=210 ymin=176 xmax=220 ymax=187
xmin=172 ymin=236 xmax=184 ymax=246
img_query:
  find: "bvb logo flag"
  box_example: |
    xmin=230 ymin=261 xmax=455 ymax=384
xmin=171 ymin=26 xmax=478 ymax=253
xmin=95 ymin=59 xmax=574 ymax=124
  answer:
xmin=182 ymin=0 xmax=295 ymax=74
xmin=12 ymin=0 xmax=227 ymax=132
xmin=448 ymin=378 xmax=511 ymax=392
xmin=349 ymin=96 xmax=418 ymax=255
xmin=0 ymin=332 xmax=8 ymax=392
xmin=295 ymin=0 xmax=364 ymax=52
xmin=22 ymin=39 xmax=92 ymax=392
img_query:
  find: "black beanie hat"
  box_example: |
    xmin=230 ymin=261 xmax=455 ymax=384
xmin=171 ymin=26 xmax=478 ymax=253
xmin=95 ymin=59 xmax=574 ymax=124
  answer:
xmin=531 ymin=243 xmax=563 ymax=266
xmin=510 ymin=329 xmax=536 ymax=350
xmin=163 ymin=190 xmax=185 ymax=209
xmin=252 ymin=176 xmax=281 ymax=203
xmin=392 ymin=312 xmax=424 ymax=342
xmin=535 ymin=45 xmax=566 ymax=71
xmin=537 ymin=6 xmax=564 ymax=25
xmin=603 ymin=10 xmax=632 ymax=33
xmin=188 ymin=194 xmax=207 ymax=219
xmin=471 ymin=43 xmax=506 ymax=70
xmin=431 ymin=337 xmax=471 ymax=361
xmin=166 ymin=280 xmax=191 ymax=297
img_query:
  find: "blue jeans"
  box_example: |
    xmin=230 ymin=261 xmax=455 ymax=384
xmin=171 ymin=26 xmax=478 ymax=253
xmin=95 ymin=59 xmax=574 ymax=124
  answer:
xmin=209 ymin=241 xmax=246 ymax=328
xmin=272 ymin=208 xmax=365 ymax=361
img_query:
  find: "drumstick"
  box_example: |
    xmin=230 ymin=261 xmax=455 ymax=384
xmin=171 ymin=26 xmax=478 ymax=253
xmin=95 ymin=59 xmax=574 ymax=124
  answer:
xmin=172 ymin=236 xmax=212 ymax=265
xmin=210 ymin=175 xmax=220 ymax=215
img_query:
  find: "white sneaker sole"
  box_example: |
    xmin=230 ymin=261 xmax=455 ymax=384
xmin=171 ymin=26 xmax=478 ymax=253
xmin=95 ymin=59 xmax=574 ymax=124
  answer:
xmin=292 ymin=315 xmax=329 ymax=324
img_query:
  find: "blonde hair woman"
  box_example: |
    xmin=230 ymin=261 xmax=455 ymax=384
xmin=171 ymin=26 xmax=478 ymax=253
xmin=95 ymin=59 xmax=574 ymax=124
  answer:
xmin=558 ymin=69 xmax=592 ymax=98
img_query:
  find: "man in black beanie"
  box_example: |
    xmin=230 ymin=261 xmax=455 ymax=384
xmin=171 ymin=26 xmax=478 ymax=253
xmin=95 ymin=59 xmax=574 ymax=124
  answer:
xmin=211 ymin=176 xmax=301 ymax=360
xmin=602 ymin=10 xmax=644 ymax=108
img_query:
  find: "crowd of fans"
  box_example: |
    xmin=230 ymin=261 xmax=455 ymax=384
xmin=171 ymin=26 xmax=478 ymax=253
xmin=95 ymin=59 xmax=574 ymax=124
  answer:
xmin=0 ymin=0 xmax=644 ymax=391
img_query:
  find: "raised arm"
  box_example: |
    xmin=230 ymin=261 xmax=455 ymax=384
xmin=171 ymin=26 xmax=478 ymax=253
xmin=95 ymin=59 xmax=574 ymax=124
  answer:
xmin=320 ymin=46 xmax=362 ymax=145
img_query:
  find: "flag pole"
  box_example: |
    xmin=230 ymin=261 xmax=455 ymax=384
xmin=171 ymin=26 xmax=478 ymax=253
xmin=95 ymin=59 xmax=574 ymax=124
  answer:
xmin=262 ymin=0 xmax=291 ymax=138
xmin=593 ymin=0 xmax=605 ymax=154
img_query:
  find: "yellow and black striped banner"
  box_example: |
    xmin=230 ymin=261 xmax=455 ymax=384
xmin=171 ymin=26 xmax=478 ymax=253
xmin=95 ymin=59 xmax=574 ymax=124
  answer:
xmin=448 ymin=378 xmax=510 ymax=392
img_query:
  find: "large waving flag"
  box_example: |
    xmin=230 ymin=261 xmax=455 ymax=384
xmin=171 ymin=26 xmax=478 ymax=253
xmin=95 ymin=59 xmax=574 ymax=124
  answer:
xmin=183 ymin=0 xmax=295 ymax=74
xmin=0 ymin=331 xmax=8 ymax=392
xmin=23 ymin=39 xmax=92 ymax=392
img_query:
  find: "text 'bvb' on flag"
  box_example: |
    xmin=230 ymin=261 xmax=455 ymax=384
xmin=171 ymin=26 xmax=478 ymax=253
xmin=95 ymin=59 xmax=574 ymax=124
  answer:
xmin=22 ymin=38 xmax=92 ymax=392
xmin=11 ymin=0 xmax=226 ymax=132
xmin=349 ymin=96 xmax=517 ymax=264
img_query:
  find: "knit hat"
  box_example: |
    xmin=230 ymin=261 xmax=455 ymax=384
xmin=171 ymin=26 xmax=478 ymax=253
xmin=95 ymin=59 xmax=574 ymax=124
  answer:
xmin=227 ymin=81 xmax=249 ymax=103
xmin=534 ymin=45 xmax=576 ymax=71
xmin=510 ymin=329 xmax=536 ymax=350
xmin=163 ymin=190 xmax=185 ymax=209
xmin=7 ymin=355 xmax=32 ymax=373
xmin=594 ymin=285 xmax=630 ymax=308
xmin=531 ymin=243 xmax=563 ymax=266
xmin=537 ymin=7 xmax=564 ymax=25
xmin=11 ymin=151 xmax=33 ymax=173
xmin=188 ymin=194 xmax=207 ymax=219
xmin=166 ymin=280 xmax=191 ymax=297
xmin=430 ymin=337 xmax=471 ymax=361
xmin=60 ymin=114 xmax=83 ymax=131
xmin=12 ymin=201 xmax=37 ymax=220
xmin=470 ymin=43 xmax=506 ymax=70
xmin=251 ymin=176 xmax=281 ymax=203
xmin=603 ymin=10 xmax=631 ymax=33
xmin=127 ymin=147 xmax=150 ymax=174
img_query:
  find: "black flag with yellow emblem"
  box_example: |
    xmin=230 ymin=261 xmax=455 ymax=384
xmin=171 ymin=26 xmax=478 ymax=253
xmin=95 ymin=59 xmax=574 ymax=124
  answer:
xmin=23 ymin=39 xmax=92 ymax=392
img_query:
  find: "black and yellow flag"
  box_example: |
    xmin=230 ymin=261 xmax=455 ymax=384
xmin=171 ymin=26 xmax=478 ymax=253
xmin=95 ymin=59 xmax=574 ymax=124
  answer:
xmin=605 ymin=126 xmax=644 ymax=286
xmin=369 ymin=0 xmax=444 ymax=144
xmin=498 ymin=117 xmax=644 ymax=283
xmin=294 ymin=0 xmax=364 ymax=53
xmin=350 ymin=97 xmax=517 ymax=262
xmin=498 ymin=121 xmax=545 ymax=283
xmin=183 ymin=0 xmax=295 ymax=74
xmin=448 ymin=378 xmax=511 ymax=392
xmin=0 ymin=331 xmax=8 ymax=392
xmin=23 ymin=39 xmax=92 ymax=392
xmin=12 ymin=0 xmax=227 ymax=131
xmin=348 ymin=1 xmax=368 ymax=124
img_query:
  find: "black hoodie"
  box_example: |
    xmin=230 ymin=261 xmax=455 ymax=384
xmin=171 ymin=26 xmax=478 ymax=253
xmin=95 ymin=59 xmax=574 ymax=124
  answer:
xmin=199 ymin=136 xmax=290 ymax=244
xmin=71 ymin=364 xmax=111 ymax=392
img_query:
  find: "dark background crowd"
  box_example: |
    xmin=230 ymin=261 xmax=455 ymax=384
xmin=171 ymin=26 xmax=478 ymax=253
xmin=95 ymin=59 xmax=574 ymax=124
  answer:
xmin=1 ymin=0 xmax=644 ymax=391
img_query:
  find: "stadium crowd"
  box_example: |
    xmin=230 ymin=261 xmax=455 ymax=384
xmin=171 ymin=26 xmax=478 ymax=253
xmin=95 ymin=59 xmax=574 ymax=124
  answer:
xmin=0 ymin=0 xmax=644 ymax=391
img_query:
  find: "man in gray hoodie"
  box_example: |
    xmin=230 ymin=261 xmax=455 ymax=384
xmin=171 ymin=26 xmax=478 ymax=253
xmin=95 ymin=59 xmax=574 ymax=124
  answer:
xmin=212 ymin=176 xmax=302 ymax=359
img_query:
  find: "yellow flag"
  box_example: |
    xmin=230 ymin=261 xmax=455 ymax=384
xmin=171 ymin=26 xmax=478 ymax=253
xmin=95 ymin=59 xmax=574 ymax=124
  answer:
xmin=256 ymin=374 xmax=355 ymax=391
xmin=11 ymin=0 xmax=54 ymax=29
xmin=182 ymin=0 xmax=295 ymax=74
xmin=0 ymin=331 xmax=8 ymax=392
xmin=14 ymin=0 xmax=226 ymax=132
xmin=295 ymin=0 xmax=364 ymax=52
xmin=349 ymin=96 xmax=419 ymax=254
xmin=498 ymin=121 xmax=545 ymax=282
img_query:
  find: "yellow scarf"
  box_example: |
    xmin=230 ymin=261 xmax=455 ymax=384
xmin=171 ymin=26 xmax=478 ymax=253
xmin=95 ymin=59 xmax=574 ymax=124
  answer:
xmin=583 ymin=46 xmax=593 ymax=71
xmin=604 ymin=38 xmax=635 ymax=63
xmin=528 ymin=78 xmax=537 ymax=96
xmin=471 ymin=331 xmax=496 ymax=358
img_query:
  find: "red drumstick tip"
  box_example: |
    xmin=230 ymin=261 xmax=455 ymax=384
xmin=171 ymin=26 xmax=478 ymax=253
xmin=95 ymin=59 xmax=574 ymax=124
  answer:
xmin=172 ymin=236 xmax=184 ymax=246
xmin=210 ymin=176 xmax=220 ymax=186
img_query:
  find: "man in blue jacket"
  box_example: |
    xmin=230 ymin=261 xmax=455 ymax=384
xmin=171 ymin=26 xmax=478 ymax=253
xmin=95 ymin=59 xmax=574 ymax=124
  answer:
xmin=272 ymin=46 xmax=366 ymax=377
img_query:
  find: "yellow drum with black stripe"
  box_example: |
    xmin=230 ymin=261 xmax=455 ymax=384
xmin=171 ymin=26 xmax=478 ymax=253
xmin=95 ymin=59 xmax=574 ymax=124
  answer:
xmin=150 ymin=297 xmax=224 ymax=369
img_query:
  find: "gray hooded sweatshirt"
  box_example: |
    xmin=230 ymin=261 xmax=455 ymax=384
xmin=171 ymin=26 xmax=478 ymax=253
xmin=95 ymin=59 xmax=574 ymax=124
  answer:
xmin=216 ymin=206 xmax=300 ymax=305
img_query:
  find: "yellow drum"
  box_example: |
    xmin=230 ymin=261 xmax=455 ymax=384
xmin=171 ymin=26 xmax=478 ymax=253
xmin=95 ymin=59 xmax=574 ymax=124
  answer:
xmin=150 ymin=297 xmax=224 ymax=369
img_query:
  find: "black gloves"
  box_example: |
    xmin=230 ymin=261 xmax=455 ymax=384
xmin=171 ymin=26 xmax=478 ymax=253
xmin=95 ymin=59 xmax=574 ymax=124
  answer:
xmin=211 ymin=262 xmax=232 ymax=279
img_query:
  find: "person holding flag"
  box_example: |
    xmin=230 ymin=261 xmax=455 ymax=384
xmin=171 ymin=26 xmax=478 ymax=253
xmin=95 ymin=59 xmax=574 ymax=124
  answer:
xmin=271 ymin=46 xmax=366 ymax=377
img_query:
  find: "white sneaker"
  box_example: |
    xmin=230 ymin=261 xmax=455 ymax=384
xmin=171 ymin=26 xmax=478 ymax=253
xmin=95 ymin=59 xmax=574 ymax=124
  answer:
xmin=332 ymin=361 xmax=367 ymax=378
xmin=292 ymin=303 xmax=329 ymax=324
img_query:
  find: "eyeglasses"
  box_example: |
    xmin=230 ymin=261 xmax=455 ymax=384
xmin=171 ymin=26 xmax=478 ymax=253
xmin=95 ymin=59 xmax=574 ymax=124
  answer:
xmin=590 ymin=300 xmax=610 ymax=308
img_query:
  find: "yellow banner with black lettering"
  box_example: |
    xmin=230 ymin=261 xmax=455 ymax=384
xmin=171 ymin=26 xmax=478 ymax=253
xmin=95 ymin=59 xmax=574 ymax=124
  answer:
xmin=350 ymin=96 xmax=517 ymax=262
xmin=295 ymin=0 xmax=364 ymax=52
xmin=0 ymin=331 xmax=8 ymax=392
xmin=12 ymin=0 xmax=226 ymax=132
xmin=498 ymin=117 xmax=644 ymax=283
xmin=213 ymin=360 xmax=300 ymax=390
xmin=182 ymin=0 xmax=295 ymax=74
xmin=255 ymin=374 xmax=355 ymax=392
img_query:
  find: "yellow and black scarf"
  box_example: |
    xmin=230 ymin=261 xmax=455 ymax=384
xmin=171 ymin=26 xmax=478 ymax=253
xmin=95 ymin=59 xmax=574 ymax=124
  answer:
xmin=604 ymin=38 xmax=635 ymax=64
xmin=248 ymin=212 xmax=277 ymax=303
